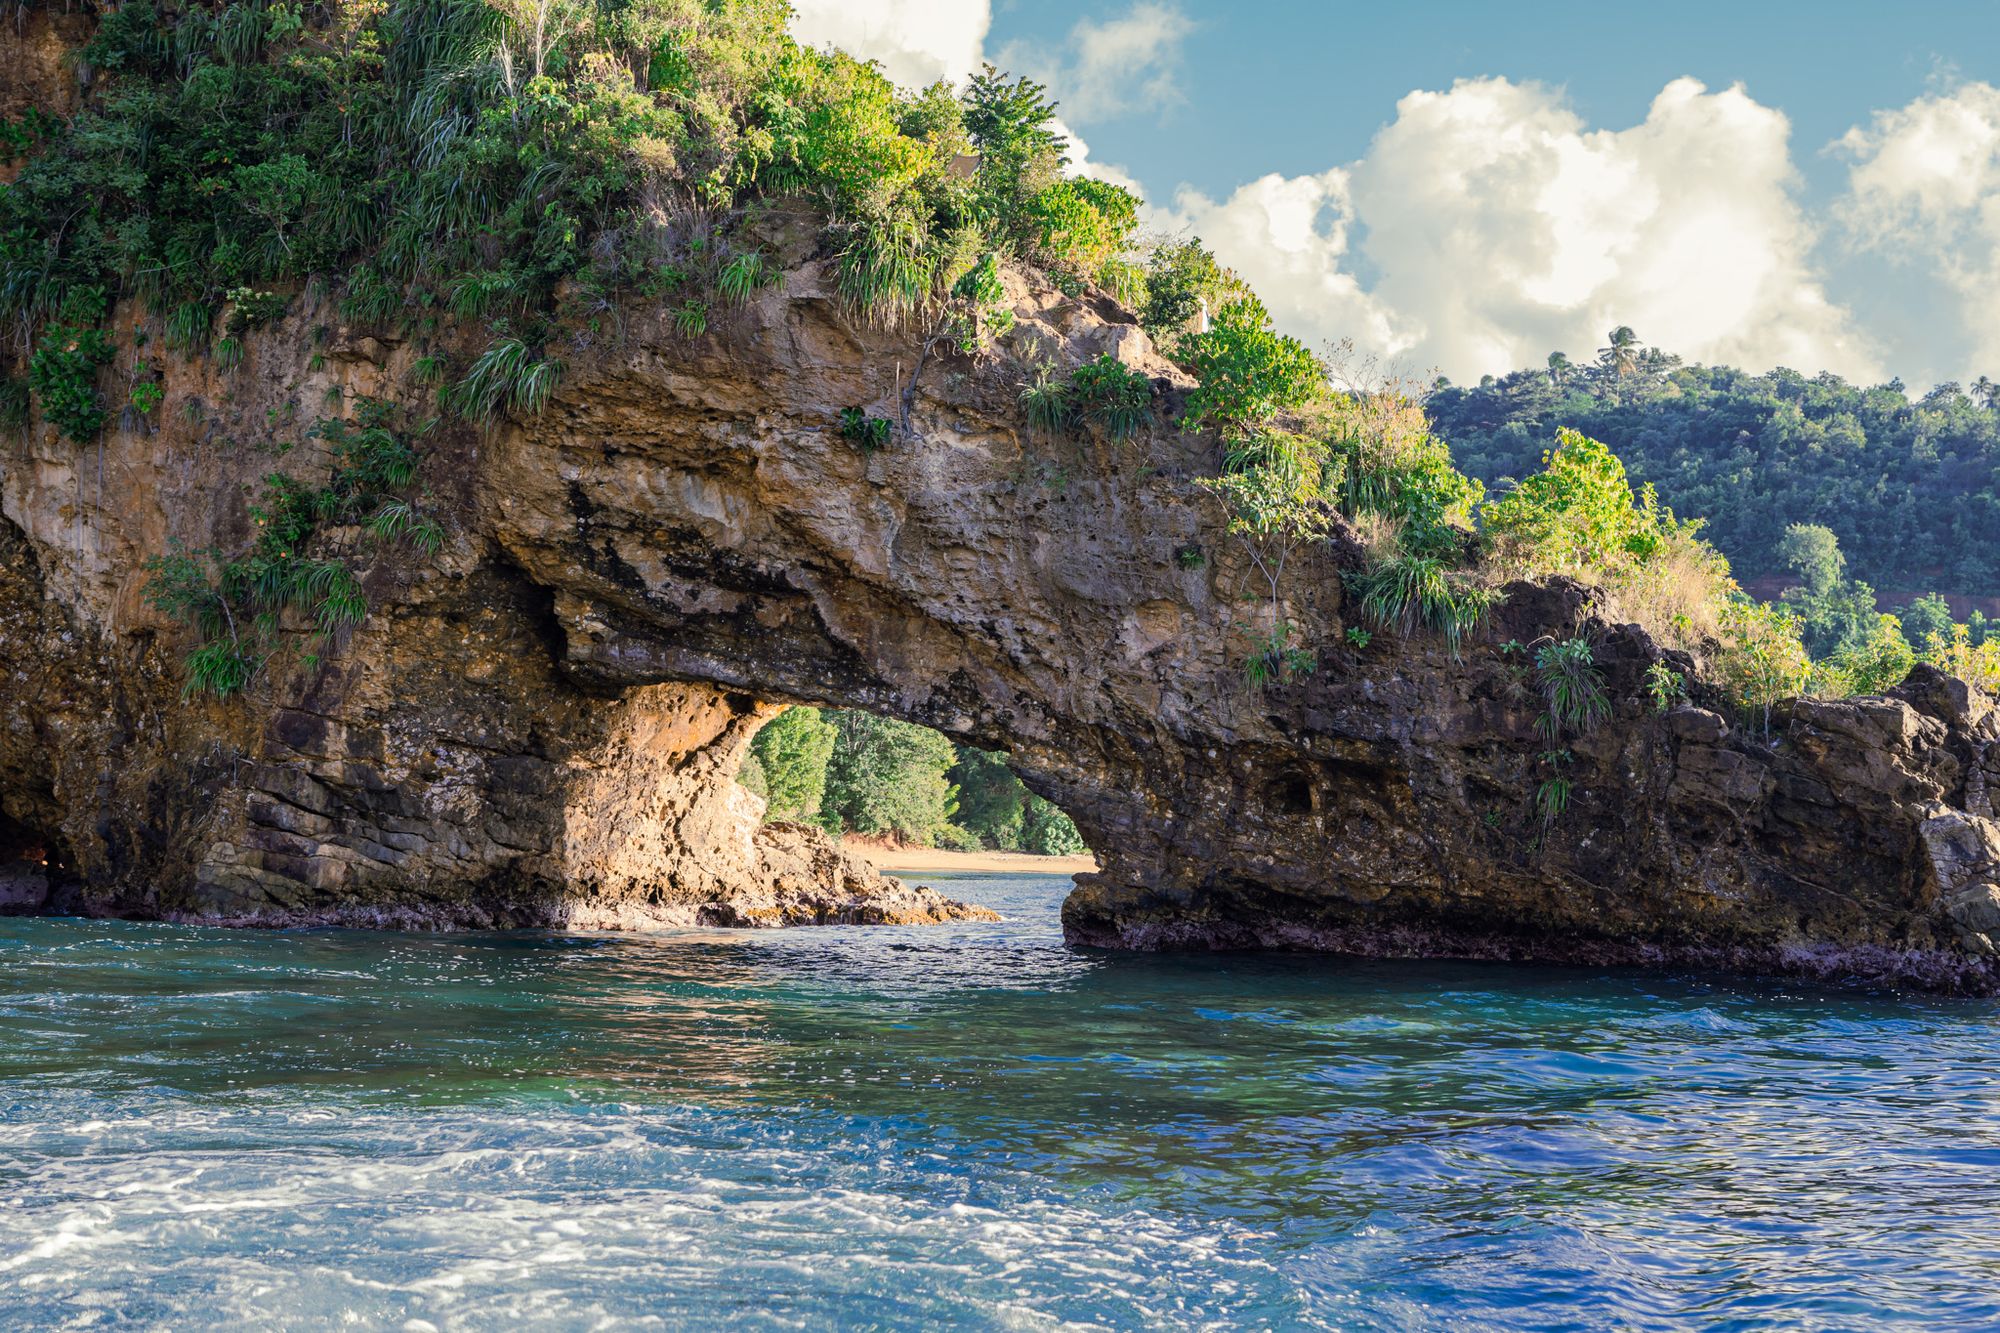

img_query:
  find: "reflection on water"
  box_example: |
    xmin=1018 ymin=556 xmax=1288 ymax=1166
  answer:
xmin=4 ymin=873 xmax=1999 ymax=1328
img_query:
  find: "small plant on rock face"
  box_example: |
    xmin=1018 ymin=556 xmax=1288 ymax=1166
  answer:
xmin=1524 ymin=639 xmax=1605 ymax=832
xmin=1175 ymin=545 xmax=1205 ymax=570
xmin=945 ymin=252 xmax=1014 ymax=352
xmin=1536 ymin=774 xmax=1572 ymax=827
xmin=1350 ymin=551 xmax=1500 ymax=656
xmin=718 ymin=251 xmax=777 ymax=304
xmin=182 ymin=636 xmax=260 ymax=696
xmin=1644 ymin=661 xmax=1686 ymax=713
xmin=409 ymin=354 xmax=447 ymax=387
xmin=1534 ymin=748 xmax=1575 ymax=830
xmin=223 ymin=288 xmax=287 ymax=336
xmin=953 ymin=252 xmax=1006 ymax=308
xmin=166 ymin=301 xmax=214 ymax=356
xmin=369 ymin=499 xmax=446 ymax=557
xmin=674 ymin=299 xmax=710 ymax=337
xmin=29 ymin=322 xmax=117 ymax=442
xmin=1018 ymin=366 xmax=1071 ymax=437
xmin=143 ymin=547 xmax=260 ymax=698
xmin=1534 ymin=637 xmax=1610 ymax=740
xmin=1243 ymin=620 xmax=1316 ymax=690
xmin=1068 ymin=355 xmax=1153 ymax=439
xmin=838 ymin=407 xmax=891 ymax=453
xmin=0 ymin=378 xmax=28 ymax=432
xmin=447 ymin=337 xmax=563 ymax=425
xmin=1345 ymin=626 xmax=1373 ymax=649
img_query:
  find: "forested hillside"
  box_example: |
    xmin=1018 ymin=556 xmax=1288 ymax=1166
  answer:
xmin=1427 ymin=334 xmax=2000 ymax=604
xmin=737 ymin=708 xmax=1086 ymax=855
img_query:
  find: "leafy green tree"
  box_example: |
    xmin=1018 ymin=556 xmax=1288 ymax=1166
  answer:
xmin=1774 ymin=524 xmax=1876 ymax=657
xmin=1715 ymin=597 xmax=1815 ymax=735
xmin=949 ymin=746 xmax=1027 ymax=848
xmin=820 ymin=711 xmax=962 ymax=845
xmin=745 ymin=706 xmax=837 ymax=823
xmin=1024 ymin=176 xmax=1139 ymax=285
xmin=960 ymin=64 xmax=1066 ymax=243
xmin=1599 ymin=326 xmax=1640 ymax=376
xmin=1481 ymin=428 xmax=1654 ymax=573
xmin=946 ymin=745 xmax=1089 ymax=854
xmin=1895 ymin=592 xmax=1956 ymax=651
xmin=1777 ymin=523 xmax=1845 ymax=597
xmin=961 ymin=64 xmax=1065 ymax=162
xmin=896 ymin=80 xmax=967 ymax=143
xmin=1820 ymin=613 xmax=1917 ymax=695
xmin=1180 ymin=296 xmax=1323 ymax=436
xmin=1138 ymin=236 xmax=1244 ymax=349
xmin=1022 ymin=794 xmax=1085 ymax=855
xmin=1919 ymin=622 xmax=2000 ymax=694
xmin=1783 ymin=578 xmax=1879 ymax=659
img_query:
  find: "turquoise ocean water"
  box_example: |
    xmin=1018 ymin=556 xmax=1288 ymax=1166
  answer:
xmin=4 ymin=872 xmax=1998 ymax=1329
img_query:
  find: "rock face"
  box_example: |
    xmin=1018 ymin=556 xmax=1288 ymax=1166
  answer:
xmin=3 ymin=246 xmax=1997 ymax=987
xmin=0 ymin=322 xmax=993 ymax=932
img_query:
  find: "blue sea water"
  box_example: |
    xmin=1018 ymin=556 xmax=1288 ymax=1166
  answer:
xmin=3 ymin=871 xmax=1998 ymax=1330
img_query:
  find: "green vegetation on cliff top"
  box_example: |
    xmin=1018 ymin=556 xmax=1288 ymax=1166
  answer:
xmin=1429 ymin=339 xmax=2000 ymax=603
xmin=2 ymin=0 xmax=1995 ymax=712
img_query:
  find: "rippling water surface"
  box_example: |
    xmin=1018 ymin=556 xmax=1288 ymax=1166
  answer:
xmin=4 ymin=873 xmax=1999 ymax=1329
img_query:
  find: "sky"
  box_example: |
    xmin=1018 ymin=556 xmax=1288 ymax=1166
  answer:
xmin=788 ymin=0 xmax=2000 ymax=390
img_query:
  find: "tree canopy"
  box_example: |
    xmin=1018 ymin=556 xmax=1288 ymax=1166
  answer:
xmin=1429 ymin=340 xmax=2000 ymax=600
xmin=739 ymin=710 xmax=1088 ymax=855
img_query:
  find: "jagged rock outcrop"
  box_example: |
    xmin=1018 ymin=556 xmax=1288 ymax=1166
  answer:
xmin=0 ymin=471 xmax=992 ymax=929
xmin=3 ymin=237 xmax=1998 ymax=988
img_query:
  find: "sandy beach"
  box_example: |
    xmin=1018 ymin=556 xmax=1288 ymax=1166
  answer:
xmin=846 ymin=840 xmax=1098 ymax=876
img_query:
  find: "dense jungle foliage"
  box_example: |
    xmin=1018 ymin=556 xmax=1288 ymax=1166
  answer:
xmin=737 ymin=707 xmax=1085 ymax=855
xmin=0 ymin=0 xmax=1150 ymax=413
xmin=1428 ymin=334 xmax=2000 ymax=601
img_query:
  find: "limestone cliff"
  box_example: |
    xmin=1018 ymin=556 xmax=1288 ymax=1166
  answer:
xmin=3 ymin=228 xmax=1998 ymax=989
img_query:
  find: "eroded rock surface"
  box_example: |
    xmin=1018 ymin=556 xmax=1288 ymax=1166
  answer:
xmin=1 ymin=216 xmax=1995 ymax=979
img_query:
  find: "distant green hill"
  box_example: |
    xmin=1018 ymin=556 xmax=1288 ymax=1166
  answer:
xmin=1427 ymin=350 xmax=2000 ymax=606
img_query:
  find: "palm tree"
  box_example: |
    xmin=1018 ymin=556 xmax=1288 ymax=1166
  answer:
xmin=1973 ymin=375 xmax=1996 ymax=409
xmin=1598 ymin=326 xmax=1640 ymax=376
xmin=1546 ymin=351 xmax=1571 ymax=388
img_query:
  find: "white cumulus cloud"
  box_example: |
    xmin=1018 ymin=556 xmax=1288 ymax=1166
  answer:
xmin=1149 ymin=170 xmax=1402 ymax=364
xmin=1836 ymin=81 xmax=2000 ymax=381
xmin=999 ymin=2 xmax=1194 ymax=123
xmin=1162 ymin=77 xmax=1881 ymax=384
xmin=787 ymin=0 xmax=989 ymax=90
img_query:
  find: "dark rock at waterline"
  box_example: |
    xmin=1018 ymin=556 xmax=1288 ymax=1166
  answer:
xmin=0 ymin=862 xmax=50 ymax=915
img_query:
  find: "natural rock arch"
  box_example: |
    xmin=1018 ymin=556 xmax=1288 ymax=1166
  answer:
xmin=2 ymin=261 xmax=1998 ymax=989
